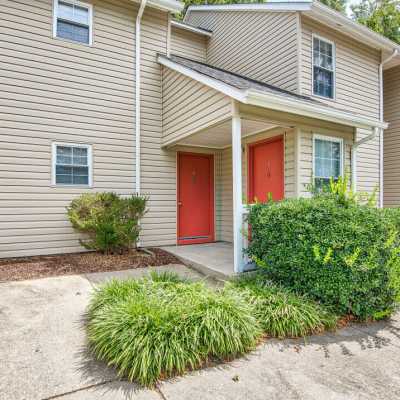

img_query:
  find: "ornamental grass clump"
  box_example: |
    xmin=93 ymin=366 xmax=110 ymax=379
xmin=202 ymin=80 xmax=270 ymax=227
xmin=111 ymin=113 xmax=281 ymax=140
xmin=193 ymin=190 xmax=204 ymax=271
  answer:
xmin=226 ymin=273 xmax=337 ymax=338
xmin=87 ymin=272 xmax=260 ymax=387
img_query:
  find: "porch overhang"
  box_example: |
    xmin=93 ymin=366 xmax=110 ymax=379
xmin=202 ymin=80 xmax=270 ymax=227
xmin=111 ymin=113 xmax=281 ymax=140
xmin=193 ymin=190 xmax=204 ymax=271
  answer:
xmin=158 ymin=54 xmax=387 ymax=132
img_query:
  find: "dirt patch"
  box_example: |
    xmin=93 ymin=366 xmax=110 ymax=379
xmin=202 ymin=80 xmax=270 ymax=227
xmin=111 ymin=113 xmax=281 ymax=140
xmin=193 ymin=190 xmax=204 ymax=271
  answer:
xmin=0 ymin=248 xmax=182 ymax=282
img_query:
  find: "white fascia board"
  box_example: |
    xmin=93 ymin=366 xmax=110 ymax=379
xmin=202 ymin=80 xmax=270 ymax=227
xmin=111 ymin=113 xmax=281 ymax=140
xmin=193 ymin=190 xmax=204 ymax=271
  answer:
xmin=157 ymin=55 xmax=247 ymax=102
xmin=306 ymin=2 xmax=398 ymax=53
xmin=184 ymin=1 xmax=312 ymax=21
xmin=132 ymin=0 xmax=183 ymax=13
xmin=246 ymin=89 xmax=388 ymax=130
xmin=171 ymin=20 xmax=212 ymax=37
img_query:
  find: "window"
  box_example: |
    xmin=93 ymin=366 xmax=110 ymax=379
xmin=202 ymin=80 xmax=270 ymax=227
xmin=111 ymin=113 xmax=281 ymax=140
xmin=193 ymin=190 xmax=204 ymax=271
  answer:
xmin=313 ymin=135 xmax=343 ymax=189
xmin=52 ymin=143 xmax=92 ymax=186
xmin=313 ymin=36 xmax=335 ymax=99
xmin=53 ymin=0 xmax=93 ymax=45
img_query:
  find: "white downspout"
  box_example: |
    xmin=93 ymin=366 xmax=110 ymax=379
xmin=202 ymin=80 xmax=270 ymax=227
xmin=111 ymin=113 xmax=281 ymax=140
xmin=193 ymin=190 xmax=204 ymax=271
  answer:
xmin=378 ymin=49 xmax=398 ymax=207
xmin=135 ymin=0 xmax=148 ymax=195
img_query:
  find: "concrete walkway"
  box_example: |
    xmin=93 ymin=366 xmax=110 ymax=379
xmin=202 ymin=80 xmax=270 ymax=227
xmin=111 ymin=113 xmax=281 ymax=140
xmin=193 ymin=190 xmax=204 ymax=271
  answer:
xmin=1 ymin=265 xmax=400 ymax=400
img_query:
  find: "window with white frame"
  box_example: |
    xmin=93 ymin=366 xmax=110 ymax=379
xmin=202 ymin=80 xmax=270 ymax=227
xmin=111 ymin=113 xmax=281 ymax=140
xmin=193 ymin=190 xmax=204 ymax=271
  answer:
xmin=313 ymin=135 xmax=343 ymax=189
xmin=52 ymin=143 xmax=92 ymax=185
xmin=53 ymin=0 xmax=93 ymax=45
xmin=313 ymin=36 xmax=335 ymax=99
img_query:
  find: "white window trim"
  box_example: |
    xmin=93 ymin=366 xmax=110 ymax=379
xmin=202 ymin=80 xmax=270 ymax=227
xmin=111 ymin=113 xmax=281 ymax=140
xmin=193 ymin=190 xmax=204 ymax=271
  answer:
xmin=53 ymin=0 xmax=93 ymax=46
xmin=312 ymin=34 xmax=336 ymax=100
xmin=312 ymin=134 xmax=344 ymax=183
xmin=52 ymin=142 xmax=93 ymax=187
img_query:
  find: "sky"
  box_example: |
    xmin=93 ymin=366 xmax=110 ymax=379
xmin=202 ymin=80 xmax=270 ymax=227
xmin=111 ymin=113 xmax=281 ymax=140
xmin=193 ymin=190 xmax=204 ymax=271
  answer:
xmin=346 ymin=0 xmax=361 ymax=17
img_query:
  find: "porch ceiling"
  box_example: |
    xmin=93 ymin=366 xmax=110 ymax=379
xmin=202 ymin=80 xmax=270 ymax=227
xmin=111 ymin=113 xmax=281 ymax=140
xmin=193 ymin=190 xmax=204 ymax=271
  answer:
xmin=177 ymin=119 xmax=277 ymax=148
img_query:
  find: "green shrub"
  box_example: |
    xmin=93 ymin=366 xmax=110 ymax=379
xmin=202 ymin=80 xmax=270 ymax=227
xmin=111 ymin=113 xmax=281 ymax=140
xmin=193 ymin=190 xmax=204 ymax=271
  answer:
xmin=87 ymin=273 xmax=260 ymax=387
xmin=247 ymin=195 xmax=400 ymax=320
xmin=226 ymin=273 xmax=337 ymax=338
xmin=67 ymin=192 xmax=147 ymax=254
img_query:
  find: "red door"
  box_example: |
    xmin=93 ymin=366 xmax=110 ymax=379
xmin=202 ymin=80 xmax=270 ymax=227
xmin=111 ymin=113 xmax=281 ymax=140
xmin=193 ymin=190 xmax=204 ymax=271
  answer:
xmin=178 ymin=153 xmax=214 ymax=245
xmin=248 ymin=136 xmax=284 ymax=203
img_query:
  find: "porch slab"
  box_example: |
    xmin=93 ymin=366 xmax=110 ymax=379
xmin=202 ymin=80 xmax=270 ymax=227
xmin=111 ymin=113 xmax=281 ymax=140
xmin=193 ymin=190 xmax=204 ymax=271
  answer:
xmin=161 ymin=242 xmax=235 ymax=280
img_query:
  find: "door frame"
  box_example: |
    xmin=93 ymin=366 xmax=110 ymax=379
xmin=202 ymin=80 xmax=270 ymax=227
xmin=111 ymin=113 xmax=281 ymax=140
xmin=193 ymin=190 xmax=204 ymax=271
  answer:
xmin=177 ymin=151 xmax=215 ymax=245
xmin=247 ymin=135 xmax=284 ymax=203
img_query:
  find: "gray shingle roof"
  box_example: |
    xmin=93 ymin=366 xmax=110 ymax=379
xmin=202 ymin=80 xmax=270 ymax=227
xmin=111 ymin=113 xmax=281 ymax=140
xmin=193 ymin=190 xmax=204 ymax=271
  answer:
xmin=167 ymin=54 xmax=322 ymax=105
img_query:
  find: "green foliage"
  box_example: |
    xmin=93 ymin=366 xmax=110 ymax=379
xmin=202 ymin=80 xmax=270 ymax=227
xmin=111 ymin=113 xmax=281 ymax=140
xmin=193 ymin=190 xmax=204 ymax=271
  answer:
xmin=67 ymin=192 xmax=147 ymax=254
xmin=246 ymin=192 xmax=400 ymax=320
xmin=352 ymin=0 xmax=400 ymax=44
xmin=319 ymin=0 xmax=347 ymax=12
xmin=87 ymin=273 xmax=260 ymax=387
xmin=226 ymin=273 xmax=337 ymax=338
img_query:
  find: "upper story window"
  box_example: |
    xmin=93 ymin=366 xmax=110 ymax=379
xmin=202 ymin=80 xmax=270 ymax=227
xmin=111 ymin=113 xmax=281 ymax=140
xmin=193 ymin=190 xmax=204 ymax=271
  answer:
xmin=313 ymin=135 xmax=343 ymax=190
xmin=53 ymin=0 xmax=93 ymax=45
xmin=313 ymin=36 xmax=335 ymax=99
xmin=52 ymin=143 xmax=92 ymax=186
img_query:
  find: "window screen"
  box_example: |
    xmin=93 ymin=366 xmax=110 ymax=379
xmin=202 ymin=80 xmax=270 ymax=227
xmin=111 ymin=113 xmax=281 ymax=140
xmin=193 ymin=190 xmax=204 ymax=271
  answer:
xmin=313 ymin=37 xmax=334 ymax=99
xmin=55 ymin=1 xmax=91 ymax=44
xmin=314 ymin=137 xmax=342 ymax=189
xmin=54 ymin=145 xmax=90 ymax=185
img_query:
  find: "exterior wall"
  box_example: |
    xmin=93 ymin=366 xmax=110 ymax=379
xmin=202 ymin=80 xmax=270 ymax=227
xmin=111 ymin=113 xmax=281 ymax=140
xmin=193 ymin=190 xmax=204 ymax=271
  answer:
xmin=186 ymin=11 xmax=299 ymax=92
xmin=0 ymin=0 xmax=181 ymax=256
xmin=383 ymin=66 xmax=400 ymax=207
xmin=0 ymin=0 xmax=139 ymax=258
xmin=161 ymin=67 xmax=232 ymax=146
xmin=300 ymin=16 xmax=381 ymax=197
xmin=170 ymin=26 xmax=208 ymax=62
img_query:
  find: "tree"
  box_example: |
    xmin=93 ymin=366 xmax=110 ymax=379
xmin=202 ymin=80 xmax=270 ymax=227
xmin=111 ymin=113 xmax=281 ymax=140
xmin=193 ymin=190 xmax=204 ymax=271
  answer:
xmin=319 ymin=0 xmax=347 ymax=13
xmin=351 ymin=0 xmax=400 ymax=44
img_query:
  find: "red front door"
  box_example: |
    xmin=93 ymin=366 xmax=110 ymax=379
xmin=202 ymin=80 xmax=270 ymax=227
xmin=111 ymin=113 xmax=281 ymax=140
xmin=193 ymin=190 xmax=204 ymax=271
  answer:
xmin=248 ymin=136 xmax=284 ymax=203
xmin=178 ymin=153 xmax=214 ymax=245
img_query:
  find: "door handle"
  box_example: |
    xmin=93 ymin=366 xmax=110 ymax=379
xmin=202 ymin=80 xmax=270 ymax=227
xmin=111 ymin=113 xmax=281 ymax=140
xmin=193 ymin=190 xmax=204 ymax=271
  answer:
xmin=178 ymin=201 xmax=183 ymax=206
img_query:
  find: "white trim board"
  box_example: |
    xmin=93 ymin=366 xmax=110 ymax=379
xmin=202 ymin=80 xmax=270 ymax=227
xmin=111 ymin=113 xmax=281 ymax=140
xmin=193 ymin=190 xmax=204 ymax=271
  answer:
xmin=171 ymin=20 xmax=212 ymax=37
xmin=51 ymin=142 xmax=93 ymax=187
xmin=184 ymin=1 xmax=400 ymax=55
xmin=158 ymin=55 xmax=387 ymax=132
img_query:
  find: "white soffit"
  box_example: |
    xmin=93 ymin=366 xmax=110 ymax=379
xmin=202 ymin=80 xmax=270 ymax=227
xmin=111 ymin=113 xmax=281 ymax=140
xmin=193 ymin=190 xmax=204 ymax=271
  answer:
xmin=177 ymin=119 xmax=277 ymax=148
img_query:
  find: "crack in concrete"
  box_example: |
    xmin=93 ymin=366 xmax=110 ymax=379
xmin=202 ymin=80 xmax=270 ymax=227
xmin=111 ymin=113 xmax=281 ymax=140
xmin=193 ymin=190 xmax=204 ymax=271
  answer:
xmin=41 ymin=379 xmax=117 ymax=400
xmin=155 ymin=384 xmax=168 ymax=400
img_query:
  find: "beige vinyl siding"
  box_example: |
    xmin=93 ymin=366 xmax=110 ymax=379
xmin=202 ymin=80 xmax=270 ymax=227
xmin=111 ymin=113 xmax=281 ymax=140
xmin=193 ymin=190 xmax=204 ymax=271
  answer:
xmin=137 ymin=7 xmax=180 ymax=247
xmin=383 ymin=66 xmax=400 ymax=207
xmin=161 ymin=67 xmax=232 ymax=146
xmin=186 ymin=11 xmax=299 ymax=92
xmin=301 ymin=16 xmax=381 ymax=196
xmin=219 ymin=147 xmax=233 ymax=242
xmin=0 ymin=0 xmax=140 ymax=258
xmin=170 ymin=26 xmax=207 ymax=62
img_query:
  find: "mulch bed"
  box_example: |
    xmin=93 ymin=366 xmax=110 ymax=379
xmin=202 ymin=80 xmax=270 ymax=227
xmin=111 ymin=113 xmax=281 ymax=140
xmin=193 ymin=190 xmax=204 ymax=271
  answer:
xmin=0 ymin=248 xmax=182 ymax=282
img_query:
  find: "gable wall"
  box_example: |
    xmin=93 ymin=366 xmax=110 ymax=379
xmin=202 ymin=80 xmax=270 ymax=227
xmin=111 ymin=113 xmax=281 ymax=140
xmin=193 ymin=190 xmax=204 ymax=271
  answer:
xmin=186 ymin=10 xmax=299 ymax=92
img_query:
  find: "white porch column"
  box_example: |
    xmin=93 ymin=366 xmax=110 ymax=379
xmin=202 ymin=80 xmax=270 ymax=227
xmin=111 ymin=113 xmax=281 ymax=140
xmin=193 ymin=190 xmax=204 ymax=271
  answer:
xmin=232 ymin=101 xmax=244 ymax=274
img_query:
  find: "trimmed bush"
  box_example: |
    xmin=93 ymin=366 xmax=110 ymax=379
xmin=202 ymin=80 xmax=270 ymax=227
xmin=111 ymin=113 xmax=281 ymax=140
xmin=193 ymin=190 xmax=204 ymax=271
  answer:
xmin=87 ymin=272 xmax=260 ymax=387
xmin=247 ymin=196 xmax=400 ymax=320
xmin=67 ymin=192 xmax=147 ymax=254
xmin=226 ymin=273 xmax=337 ymax=338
